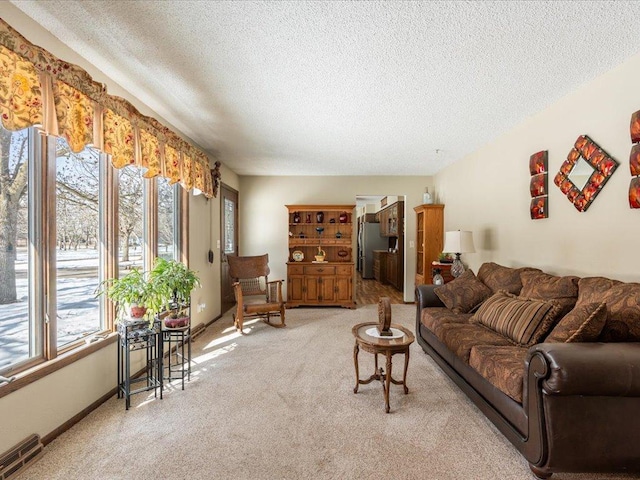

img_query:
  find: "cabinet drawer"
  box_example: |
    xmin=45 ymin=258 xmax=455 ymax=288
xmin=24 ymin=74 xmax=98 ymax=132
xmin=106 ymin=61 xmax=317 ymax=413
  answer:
xmin=304 ymin=265 xmax=336 ymax=275
xmin=288 ymin=265 xmax=304 ymax=275
xmin=336 ymin=265 xmax=352 ymax=275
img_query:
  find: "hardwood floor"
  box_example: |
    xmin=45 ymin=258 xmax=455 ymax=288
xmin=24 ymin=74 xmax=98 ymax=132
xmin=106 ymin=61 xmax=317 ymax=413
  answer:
xmin=355 ymin=272 xmax=407 ymax=305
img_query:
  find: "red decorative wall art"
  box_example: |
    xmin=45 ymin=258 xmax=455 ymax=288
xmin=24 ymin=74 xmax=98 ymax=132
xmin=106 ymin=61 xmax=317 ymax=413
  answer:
xmin=529 ymin=150 xmax=548 ymax=219
xmin=554 ymin=135 xmax=618 ymax=212
xmin=630 ymin=110 xmax=640 ymax=209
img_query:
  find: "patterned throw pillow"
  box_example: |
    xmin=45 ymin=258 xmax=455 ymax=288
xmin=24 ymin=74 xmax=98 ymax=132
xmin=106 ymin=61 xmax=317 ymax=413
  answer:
xmin=520 ymin=271 xmax=579 ymax=319
xmin=470 ymin=291 xmax=562 ymax=346
xmin=434 ymin=269 xmax=492 ymax=314
xmin=577 ymin=278 xmax=640 ymax=342
xmin=545 ymin=302 xmax=607 ymax=343
xmin=477 ymin=262 xmax=541 ymax=295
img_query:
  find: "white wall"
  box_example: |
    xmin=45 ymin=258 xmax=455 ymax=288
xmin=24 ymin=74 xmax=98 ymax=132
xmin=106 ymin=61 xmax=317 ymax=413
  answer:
xmin=435 ymin=51 xmax=640 ymax=282
xmin=238 ymin=176 xmax=435 ymax=302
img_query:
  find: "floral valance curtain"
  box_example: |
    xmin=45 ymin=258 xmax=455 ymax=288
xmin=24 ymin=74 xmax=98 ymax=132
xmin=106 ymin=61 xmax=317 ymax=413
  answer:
xmin=0 ymin=18 xmax=215 ymax=197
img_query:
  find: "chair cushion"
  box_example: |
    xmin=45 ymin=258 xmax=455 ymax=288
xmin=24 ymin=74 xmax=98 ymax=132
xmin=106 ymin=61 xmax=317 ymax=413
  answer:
xmin=519 ymin=270 xmax=579 ymax=319
xmin=469 ymin=345 xmax=528 ymax=403
xmin=477 ymin=262 xmax=541 ymax=295
xmin=545 ymin=302 xmax=607 ymax=343
xmin=470 ymin=291 xmax=562 ymax=346
xmin=434 ymin=269 xmax=492 ymax=314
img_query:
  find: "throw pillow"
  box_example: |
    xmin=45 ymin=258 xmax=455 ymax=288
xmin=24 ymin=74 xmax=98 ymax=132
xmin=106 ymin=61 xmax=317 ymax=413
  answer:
xmin=470 ymin=290 xmax=562 ymax=346
xmin=519 ymin=271 xmax=579 ymax=319
xmin=598 ymin=282 xmax=640 ymax=342
xmin=434 ymin=269 xmax=492 ymax=314
xmin=477 ymin=262 xmax=541 ymax=295
xmin=545 ymin=302 xmax=607 ymax=343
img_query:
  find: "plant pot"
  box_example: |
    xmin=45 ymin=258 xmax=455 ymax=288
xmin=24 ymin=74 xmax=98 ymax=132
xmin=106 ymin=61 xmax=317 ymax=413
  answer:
xmin=164 ymin=316 xmax=189 ymax=329
xmin=130 ymin=305 xmax=147 ymax=318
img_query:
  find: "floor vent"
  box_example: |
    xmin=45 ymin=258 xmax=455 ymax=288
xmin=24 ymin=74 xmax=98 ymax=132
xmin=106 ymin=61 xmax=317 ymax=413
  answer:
xmin=0 ymin=434 xmax=43 ymax=480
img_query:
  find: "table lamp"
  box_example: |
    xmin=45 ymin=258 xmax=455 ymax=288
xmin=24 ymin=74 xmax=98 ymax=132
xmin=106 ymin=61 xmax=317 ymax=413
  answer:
xmin=443 ymin=230 xmax=475 ymax=278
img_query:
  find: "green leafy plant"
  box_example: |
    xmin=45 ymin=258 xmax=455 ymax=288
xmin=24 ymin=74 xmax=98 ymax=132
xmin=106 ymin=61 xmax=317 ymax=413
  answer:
xmin=95 ymin=268 xmax=161 ymax=323
xmin=149 ymin=258 xmax=201 ymax=318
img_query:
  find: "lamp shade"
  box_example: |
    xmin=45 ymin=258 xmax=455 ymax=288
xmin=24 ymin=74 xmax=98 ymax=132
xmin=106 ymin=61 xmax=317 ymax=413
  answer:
xmin=443 ymin=230 xmax=475 ymax=254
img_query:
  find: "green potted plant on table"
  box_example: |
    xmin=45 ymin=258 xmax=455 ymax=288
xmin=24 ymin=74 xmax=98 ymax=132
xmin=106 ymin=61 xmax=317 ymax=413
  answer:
xmin=150 ymin=258 xmax=201 ymax=328
xmin=96 ymin=268 xmax=161 ymax=324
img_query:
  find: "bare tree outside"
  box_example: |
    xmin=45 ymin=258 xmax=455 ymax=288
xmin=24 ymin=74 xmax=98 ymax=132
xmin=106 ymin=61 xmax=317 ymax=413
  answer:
xmin=157 ymin=176 xmax=175 ymax=261
xmin=119 ymin=166 xmax=144 ymax=273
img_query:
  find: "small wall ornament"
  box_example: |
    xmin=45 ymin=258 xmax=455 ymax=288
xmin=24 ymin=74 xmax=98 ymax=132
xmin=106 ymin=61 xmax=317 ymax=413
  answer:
xmin=629 ymin=111 xmax=640 ymax=209
xmin=529 ymin=150 xmax=548 ymax=219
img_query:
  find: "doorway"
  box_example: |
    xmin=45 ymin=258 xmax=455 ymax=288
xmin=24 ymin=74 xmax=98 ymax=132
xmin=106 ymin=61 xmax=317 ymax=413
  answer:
xmin=220 ymin=184 xmax=238 ymax=315
xmin=355 ymin=195 xmax=406 ymax=305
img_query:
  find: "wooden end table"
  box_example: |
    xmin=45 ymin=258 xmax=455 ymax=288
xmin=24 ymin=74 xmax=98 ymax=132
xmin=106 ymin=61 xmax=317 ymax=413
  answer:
xmin=352 ymin=322 xmax=415 ymax=413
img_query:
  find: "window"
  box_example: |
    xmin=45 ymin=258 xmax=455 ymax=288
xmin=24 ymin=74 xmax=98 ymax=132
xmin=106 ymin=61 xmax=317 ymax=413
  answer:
xmin=118 ymin=166 xmax=145 ymax=275
xmin=55 ymin=138 xmax=102 ymax=349
xmin=0 ymin=126 xmax=33 ymax=371
xmin=0 ymin=125 xmax=184 ymax=377
xmin=157 ymin=176 xmax=177 ymax=261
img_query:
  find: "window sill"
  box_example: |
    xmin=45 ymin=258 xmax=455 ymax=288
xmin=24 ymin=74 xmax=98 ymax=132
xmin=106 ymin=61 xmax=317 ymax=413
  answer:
xmin=0 ymin=333 xmax=118 ymax=400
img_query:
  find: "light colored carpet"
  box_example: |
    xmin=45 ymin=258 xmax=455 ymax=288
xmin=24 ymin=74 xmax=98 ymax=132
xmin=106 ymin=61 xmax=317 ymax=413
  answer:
xmin=17 ymin=305 xmax=639 ymax=480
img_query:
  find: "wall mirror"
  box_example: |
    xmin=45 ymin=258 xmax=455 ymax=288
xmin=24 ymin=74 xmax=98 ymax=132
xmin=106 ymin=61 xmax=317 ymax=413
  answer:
xmin=554 ymin=135 xmax=618 ymax=212
xmin=567 ymin=156 xmax=595 ymax=190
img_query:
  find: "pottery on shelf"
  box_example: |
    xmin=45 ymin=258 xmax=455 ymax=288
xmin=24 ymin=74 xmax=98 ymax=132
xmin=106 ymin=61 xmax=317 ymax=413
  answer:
xmin=316 ymin=212 xmax=324 ymax=223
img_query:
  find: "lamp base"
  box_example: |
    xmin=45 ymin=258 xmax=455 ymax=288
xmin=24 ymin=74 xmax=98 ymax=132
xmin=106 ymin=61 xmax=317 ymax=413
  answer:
xmin=451 ymin=254 xmax=465 ymax=278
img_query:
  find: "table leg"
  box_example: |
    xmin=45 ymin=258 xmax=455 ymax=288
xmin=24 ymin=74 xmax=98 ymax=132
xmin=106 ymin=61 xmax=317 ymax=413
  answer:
xmin=385 ymin=351 xmax=392 ymax=413
xmin=353 ymin=342 xmax=360 ymax=394
xmin=403 ymin=348 xmax=410 ymax=394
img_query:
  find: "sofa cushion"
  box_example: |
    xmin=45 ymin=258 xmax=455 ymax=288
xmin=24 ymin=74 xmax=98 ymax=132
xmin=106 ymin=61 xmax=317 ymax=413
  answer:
xmin=470 ymin=291 xmax=562 ymax=346
xmin=519 ymin=271 xmax=579 ymax=319
xmin=421 ymin=307 xmax=471 ymax=328
xmin=477 ymin=262 xmax=540 ymax=295
xmin=577 ymin=277 xmax=640 ymax=342
xmin=546 ymin=302 xmax=608 ymax=343
xmin=434 ymin=269 xmax=492 ymax=314
xmin=469 ymin=345 xmax=527 ymax=403
xmin=434 ymin=322 xmax=513 ymax=363
xmin=576 ymin=276 xmax=621 ymax=305
xmin=599 ymin=283 xmax=640 ymax=342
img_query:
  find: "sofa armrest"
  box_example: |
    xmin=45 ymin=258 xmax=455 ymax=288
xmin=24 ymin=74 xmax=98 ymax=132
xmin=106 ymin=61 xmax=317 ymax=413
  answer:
xmin=415 ymin=284 xmax=445 ymax=309
xmin=528 ymin=342 xmax=640 ymax=397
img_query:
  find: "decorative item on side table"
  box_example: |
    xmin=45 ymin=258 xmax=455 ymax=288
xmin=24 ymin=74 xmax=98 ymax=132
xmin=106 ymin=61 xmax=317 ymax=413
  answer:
xmin=377 ymin=297 xmax=392 ymax=336
xmin=432 ymin=268 xmax=444 ymax=285
xmin=442 ymin=230 xmax=475 ymax=278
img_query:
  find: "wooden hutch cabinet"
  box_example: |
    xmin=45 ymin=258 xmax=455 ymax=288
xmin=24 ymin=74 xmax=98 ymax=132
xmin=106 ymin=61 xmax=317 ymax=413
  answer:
xmin=286 ymin=205 xmax=355 ymax=308
xmin=414 ymin=204 xmax=445 ymax=286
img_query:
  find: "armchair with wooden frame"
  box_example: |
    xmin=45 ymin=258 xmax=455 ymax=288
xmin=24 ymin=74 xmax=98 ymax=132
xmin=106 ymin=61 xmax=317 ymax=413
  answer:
xmin=227 ymin=254 xmax=286 ymax=332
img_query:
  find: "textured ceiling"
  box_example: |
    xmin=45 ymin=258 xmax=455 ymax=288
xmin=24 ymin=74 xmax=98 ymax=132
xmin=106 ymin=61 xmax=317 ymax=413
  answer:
xmin=10 ymin=1 xmax=640 ymax=176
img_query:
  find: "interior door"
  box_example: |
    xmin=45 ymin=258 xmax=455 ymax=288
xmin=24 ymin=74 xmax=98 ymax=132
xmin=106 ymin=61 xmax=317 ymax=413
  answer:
xmin=220 ymin=184 xmax=238 ymax=315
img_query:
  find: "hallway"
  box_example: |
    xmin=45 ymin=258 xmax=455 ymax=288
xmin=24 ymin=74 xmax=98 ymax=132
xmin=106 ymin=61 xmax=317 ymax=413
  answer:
xmin=355 ymin=272 xmax=406 ymax=306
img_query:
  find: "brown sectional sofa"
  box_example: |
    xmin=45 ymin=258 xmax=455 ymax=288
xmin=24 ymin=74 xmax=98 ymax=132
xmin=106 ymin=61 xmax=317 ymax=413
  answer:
xmin=415 ymin=262 xmax=640 ymax=479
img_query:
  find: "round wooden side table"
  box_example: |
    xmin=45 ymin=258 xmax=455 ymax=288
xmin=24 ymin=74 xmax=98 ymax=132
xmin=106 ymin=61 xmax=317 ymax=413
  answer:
xmin=352 ymin=322 xmax=415 ymax=413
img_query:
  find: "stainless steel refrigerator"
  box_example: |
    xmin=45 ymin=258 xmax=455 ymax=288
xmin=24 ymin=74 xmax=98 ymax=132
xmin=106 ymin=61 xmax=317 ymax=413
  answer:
xmin=358 ymin=222 xmax=388 ymax=279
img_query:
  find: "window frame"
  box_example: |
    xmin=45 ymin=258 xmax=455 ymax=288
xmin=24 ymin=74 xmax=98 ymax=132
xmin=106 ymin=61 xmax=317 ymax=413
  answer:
xmin=0 ymin=127 xmax=187 ymax=394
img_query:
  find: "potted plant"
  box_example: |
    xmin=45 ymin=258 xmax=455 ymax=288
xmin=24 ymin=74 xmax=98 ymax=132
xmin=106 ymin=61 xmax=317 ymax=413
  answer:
xmin=95 ymin=268 xmax=160 ymax=324
xmin=149 ymin=258 xmax=201 ymax=328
